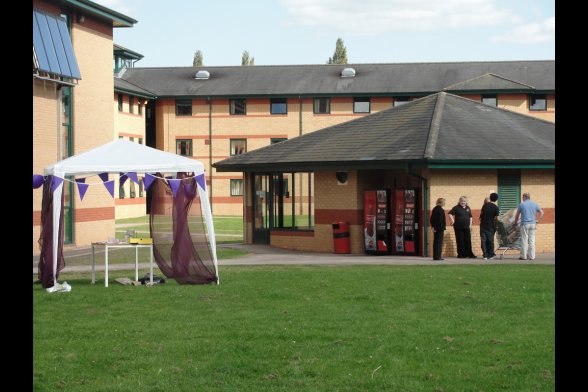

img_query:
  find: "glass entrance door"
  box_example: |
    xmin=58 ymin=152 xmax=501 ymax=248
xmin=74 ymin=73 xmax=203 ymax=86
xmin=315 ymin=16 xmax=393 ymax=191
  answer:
xmin=252 ymin=174 xmax=270 ymax=244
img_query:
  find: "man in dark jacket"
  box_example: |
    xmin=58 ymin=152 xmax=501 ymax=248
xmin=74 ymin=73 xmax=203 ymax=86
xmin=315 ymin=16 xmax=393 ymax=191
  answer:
xmin=430 ymin=198 xmax=446 ymax=260
xmin=480 ymin=192 xmax=500 ymax=260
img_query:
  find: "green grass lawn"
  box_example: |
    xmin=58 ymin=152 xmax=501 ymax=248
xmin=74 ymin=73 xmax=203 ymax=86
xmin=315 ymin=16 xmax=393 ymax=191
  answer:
xmin=116 ymin=215 xmax=243 ymax=244
xmin=33 ymin=265 xmax=554 ymax=391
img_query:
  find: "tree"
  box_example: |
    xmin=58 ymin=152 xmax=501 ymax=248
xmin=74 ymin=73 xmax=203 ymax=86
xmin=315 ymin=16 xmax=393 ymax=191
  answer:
xmin=327 ymin=38 xmax=348 ymax=64
xmin=193 ymin=50 xmax=203 ymax=66
xmin=241 ymin=50 xmax=255 ymax=66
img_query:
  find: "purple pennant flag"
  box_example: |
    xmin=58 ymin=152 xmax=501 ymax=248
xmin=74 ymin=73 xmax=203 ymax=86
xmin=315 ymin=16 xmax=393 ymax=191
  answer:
xmin=127 ymin=172 xmax=139 ymax=184
xmin=75 ymin=178 xmax=89 ymax=201
xmin=33 ymin=174 xmax=44 ymax=189
xmin=98 ymin=172 xmax=109 ymax=183
xmin=51 ymin=176 xmax=64 ymax=192
xmin=168 ymin=179 xmax=181 ymax=198
xmin=119 ymin=174 xmax=128 ymax=186
xmin=143 ymin=173 xmax=156 ymax=190
xmin=103 ymin=180 xmax=115 ymax=198
xmin=195 ymin=174 xmax=206 ymax=191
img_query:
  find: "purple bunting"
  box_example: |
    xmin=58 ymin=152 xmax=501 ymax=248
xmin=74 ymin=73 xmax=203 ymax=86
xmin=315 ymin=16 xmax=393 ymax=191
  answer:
xmin=168 ymin=179 xmax=181 ymax=198
xmin=51 ymin=176 xmax=64 ymax=192
xmin=195 ymin=174 xmax=206 ymax=191
xmin=119 ymin=174 xmax=128 ymax=186
xmin=75 ymin=180 xmax=89 ymax=201
xmin=98 ymin=172 xmax=109 ymax=182
xmin=103 ymin=180 xmax=115 ymax=198
xmin=33 ymin=174 xmax=44 ymax=189
xmin=127 ymin=172 xmax=139 ymax=184
xmin=144 ymin=173 xmax=156 ymax=190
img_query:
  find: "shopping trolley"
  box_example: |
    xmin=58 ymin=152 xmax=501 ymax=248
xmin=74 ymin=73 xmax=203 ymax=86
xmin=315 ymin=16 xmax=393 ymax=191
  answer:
xmin=495 ymin=220 xmax=521 ymax=259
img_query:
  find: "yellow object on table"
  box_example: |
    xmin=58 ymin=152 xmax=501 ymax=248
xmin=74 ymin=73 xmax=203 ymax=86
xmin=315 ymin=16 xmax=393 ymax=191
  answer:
xmin=129 ymin=237 xmax=153 ymax=244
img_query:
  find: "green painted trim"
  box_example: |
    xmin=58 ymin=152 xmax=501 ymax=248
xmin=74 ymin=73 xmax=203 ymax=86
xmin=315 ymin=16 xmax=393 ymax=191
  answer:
xmin=154 ymin=92 xmax=436 ymax=100
xmin=65 ymin=0 xmax=137 ymax=26
xmin=428 ymin=162 xmax=554 ymax=169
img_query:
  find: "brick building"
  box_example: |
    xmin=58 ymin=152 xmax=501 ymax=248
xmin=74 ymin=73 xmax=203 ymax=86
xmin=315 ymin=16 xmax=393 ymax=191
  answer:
xmin=33 ymin=0 xmax=136 ymax=253
xmin=118 ymin=61 xmax=555 ymax=217
xmin=214 ymin=92 xmax=555 ymax=256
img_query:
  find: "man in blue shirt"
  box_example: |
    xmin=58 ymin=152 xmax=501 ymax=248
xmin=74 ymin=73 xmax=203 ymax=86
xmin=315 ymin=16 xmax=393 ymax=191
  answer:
xmin=513 ymin=192 xmax=544 ymax=260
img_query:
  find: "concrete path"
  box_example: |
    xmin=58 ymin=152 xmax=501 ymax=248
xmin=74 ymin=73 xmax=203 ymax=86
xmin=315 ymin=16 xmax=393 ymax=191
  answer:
xmin=33 ymin=243 xmax=555 ymax=274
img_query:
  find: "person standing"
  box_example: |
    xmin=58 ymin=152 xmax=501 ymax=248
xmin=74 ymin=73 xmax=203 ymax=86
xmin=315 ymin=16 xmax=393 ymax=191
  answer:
xmin=513 ymin=192 xmax=543 ymax=260
xmin=448 ymin=196 xmax=477 ymax=258
xmin=430 ymin=198 xmax=446 ymax=260
xmin=479 ymin=192 xmax=500 ymax=260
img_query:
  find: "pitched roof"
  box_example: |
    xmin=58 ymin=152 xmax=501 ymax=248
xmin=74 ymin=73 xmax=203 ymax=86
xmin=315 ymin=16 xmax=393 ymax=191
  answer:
xmin=114 ymin=77 xmax=156 ymax=98
xmin=213 ymin=92 xmax=555 ymax=172
xmin=120 ymin=60 xmax=554 ymax=97
xmin=443 ymin=73 xmax=535 ymax=92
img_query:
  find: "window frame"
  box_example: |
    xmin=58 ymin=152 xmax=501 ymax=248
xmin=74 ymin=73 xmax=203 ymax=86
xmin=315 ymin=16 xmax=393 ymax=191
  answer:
xmin=230 ymin=179 xmax=244 ymax=196
xmin=393 ymin=96 xmax=411 ymax=107
xmin=271 ymin=138 xmax=287 ymax=144
xmin=481 ymin=94 xmax=498 ymax=107
xmin=529 ymin=94 xmax=547 ymax=111
xmin=270 ymin=98 xmax=288 ymax=115
xmin=118 ymin=93 xmax=123 ymax=112
xmin=229 ymin=98 xmax=247 ymax=115
xmin=175 ymin=99 xmax=193 ymax=116
xmin=176 ymin=139 xmax=193 ymax=156
xmin=128 ymin=95 xmax=134 ymax=114
xmin=230 ymin=139 xmax=247 ymax=156
xmin=313 ymin=97 xmax=330 ymax=114
xmin=353 ymin=97 xmax=370 ymax=113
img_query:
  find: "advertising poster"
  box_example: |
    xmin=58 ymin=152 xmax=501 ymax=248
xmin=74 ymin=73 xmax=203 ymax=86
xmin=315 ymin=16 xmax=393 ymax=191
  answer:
xmin=394 ymin=189 xmax=405 ymax=252
xmin=376 ymin=190 xmax=389 ymax=252
xmin=364 ymin=191 xmax=377 ymax=252
xmin=404 ymin=189 xmax=415 ymax=253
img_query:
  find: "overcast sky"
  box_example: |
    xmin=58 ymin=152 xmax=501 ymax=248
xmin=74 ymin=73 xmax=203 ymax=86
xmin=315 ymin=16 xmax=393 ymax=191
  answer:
xmin=97 ymin=0 xmax=554 ymax=67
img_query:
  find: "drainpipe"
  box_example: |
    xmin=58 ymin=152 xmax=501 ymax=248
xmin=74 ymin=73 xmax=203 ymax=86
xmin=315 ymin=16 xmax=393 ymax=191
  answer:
xmin=406 ymin=164 xmax=429 ymax=257
xmin=298 ymin=96 xmax=303 ymax=216
xmin=208 ymin=97 xmax=213 ymax=214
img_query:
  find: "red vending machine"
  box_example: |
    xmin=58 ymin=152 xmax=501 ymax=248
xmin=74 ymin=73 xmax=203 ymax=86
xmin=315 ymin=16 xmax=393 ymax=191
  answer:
xmin=364 ymin=190 xmax=390 ymax=254
xmin=391 ymin=189 xmax=418 ymax=255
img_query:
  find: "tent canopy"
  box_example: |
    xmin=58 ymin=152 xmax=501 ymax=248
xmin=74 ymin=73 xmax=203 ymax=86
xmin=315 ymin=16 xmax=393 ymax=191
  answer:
xmin=41 ymin=139 xmax=218 ymax=287
xmin=45 ymin=139 xmax=204 ymax=176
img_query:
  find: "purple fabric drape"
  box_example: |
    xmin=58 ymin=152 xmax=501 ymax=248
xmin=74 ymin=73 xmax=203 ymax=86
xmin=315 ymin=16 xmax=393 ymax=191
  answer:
xmin=37 ymin=176 xmax=65 ymax=288
xmin=149 ymin=173 xmax=216 ymax=284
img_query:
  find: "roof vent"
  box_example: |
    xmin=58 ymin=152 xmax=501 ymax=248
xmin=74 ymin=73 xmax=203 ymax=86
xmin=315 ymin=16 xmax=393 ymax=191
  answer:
xmin=340 ymin=67 xmax=356 ymax=78
xmin=195 ymin=70 xmax=210 ymax=80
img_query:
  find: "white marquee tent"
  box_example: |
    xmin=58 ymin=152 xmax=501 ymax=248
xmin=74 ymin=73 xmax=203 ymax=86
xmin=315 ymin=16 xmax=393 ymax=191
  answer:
xmin=43 ymin=139 xmax=218 ymax=287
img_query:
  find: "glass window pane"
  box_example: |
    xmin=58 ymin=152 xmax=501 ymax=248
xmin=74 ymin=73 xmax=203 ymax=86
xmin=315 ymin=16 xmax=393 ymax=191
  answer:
xmin=230 ymin=139 xmax=246 ymax=155
xmin=271 ymin=98 xmax=288 ymax=115
xmin=481 ymin=94 xmax=497 ymax=107
xmin=529 ymin=94 xmax=547 ymax=111
xmin=175 ymin=99 xmax=193 ymax=116
xmin=230 ymin=99 xmax=246 ymax=115
xmin=354 ymin=97 xmax=370 ymax=113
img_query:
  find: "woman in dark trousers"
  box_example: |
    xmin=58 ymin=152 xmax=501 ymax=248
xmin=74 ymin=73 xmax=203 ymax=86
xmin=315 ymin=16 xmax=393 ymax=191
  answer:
xmin=429 ymin=198 xmax=446 ymax=260
xmin=448 ymin=196 xmax=477 ymax=258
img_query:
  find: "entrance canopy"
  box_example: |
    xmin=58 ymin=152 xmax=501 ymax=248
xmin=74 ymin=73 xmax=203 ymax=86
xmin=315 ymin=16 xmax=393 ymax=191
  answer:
xmin=42 ymin=139 xmax=218 ymax=287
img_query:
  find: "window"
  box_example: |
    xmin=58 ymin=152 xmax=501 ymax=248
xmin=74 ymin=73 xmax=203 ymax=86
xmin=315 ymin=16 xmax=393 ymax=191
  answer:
xmin=139 ymin=178 xmax=144 ymax=197
xmin=138 ymin=138 xmax=143 ymax=145
xmin=118 ymin=94 xmax=123 ymax=111
xmin=394 ymin=97 xmax=411 ymax=107
xmin=481 ymin=94 xmax=497 ymax=107
xmin=175 ymin=99 xmax=192 ymax=116
xmin=271 ymin=138 xmax=287 ymax=144
xmin=498 ymin=173 xmax=521 ymax=213
xmin=129 ymin=96 xmax=134 ymax=114
xmin=529 ymin=94 xmax=547 ymax=111
xmin=138 ymin=101 xmax=143 ymax=115
xmin=230 ymin=139 xmax=247 ymax=155
xmin=129 ymin=179 xmax=136 ymax=198
xmin=313 ymin=98 xmax=330 ymax=114
xmin=230 ymin=99 xmax=246 ymax=115
xmin=353 ymin=97 xmax=370 ymax=113
xmin=176 ymin=139 xmax=193 ymax=156
xmin=230 ymin=179 xmax=243 ymax=196
xmin=119 ymin=180 xmax=125 ymax=199
xmin=271 ymin=98 xmax=288 ymax=115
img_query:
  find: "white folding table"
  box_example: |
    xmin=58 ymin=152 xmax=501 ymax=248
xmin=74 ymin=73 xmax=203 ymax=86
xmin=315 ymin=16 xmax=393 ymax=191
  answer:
xmin=91 ymin=242 xmax=154 ymax=287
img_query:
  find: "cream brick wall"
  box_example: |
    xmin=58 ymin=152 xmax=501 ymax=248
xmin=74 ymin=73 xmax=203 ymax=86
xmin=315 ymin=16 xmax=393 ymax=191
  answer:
xmin=426 ymin=169 xmax=554 ymax=257
xmin=33 ymin=80 xmax=59 ymax=252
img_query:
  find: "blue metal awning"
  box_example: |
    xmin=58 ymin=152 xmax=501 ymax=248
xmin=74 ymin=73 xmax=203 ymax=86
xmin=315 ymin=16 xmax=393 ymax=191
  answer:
xmin=33 ymin=9 xmax=81 ymax=80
